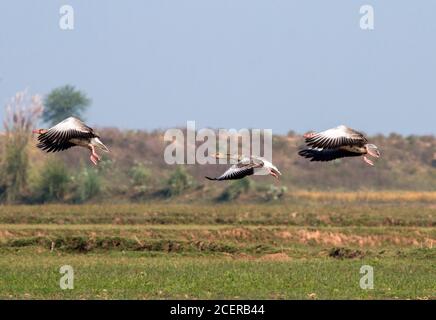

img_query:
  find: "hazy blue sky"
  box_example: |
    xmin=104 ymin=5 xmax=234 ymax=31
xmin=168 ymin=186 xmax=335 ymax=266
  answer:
xmin=0 ymin=1 xmax=435 ymax=135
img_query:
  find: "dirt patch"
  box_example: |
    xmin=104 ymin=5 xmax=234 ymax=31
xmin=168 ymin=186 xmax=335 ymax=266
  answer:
xmin=276 ymin=231 xmax=293 ymax=239
xmin=259 ymin=253 xmax=291 ymax=261
xmin=0 ymin=230 xmax=15 ymax=239
xmin=285 ymin=229 xmax=433 ymax=247
xmin=297 ymin=229 xmax=366 ymax=246
xmin=219 ymin=228 xmax=252 ymax=240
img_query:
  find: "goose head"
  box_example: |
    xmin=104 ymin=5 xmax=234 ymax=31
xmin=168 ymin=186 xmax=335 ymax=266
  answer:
xmin=91 ymin=137 xmax=110 ymax=153
xmin=269 ymin=166 xmax=281 ymax=179
xmin=263 ymin=161 xmax=281 ymax=179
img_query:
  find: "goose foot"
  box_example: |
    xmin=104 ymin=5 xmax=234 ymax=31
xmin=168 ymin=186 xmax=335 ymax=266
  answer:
xmin=94 ymin=152 xmax=101 ymax=161
xmin=90 ymin=154 xmax=98 ymax=165
xmin=32 ymin=129 xmax=48 ymax=134
xmin=89 ymin=145 xmax=101 ymax=165
xmin=363 ymin=156 xmax=374 ymax=166
xmin=303 ymin=132 xmax=316 ymax=139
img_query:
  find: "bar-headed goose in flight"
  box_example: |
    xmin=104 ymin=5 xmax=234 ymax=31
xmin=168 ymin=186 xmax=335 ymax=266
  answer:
xmin=206 ymin=153 xmax=281 ymax=181
xmin=298 ymin=125 xmax=380 ymax=166
xmin=33 ymin=117 xmax=109 ymax=165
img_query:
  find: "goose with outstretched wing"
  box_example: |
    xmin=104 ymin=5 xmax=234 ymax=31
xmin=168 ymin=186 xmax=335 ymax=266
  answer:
xmin=206 ymin=153 xmax=281 ymax=181
xmin=298 ymin=125 xmax=380 ymax=166
xmin=33 ymin=117 xmax=109 ymax=165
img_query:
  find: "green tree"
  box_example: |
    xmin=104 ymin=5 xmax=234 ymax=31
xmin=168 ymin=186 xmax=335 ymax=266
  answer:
xmin=43 ymin=85 xmax=91 ymax=125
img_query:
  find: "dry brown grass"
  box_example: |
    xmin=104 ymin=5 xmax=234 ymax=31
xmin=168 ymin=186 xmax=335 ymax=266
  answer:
xmin=292 ymin=191 xmax=436 ymax=203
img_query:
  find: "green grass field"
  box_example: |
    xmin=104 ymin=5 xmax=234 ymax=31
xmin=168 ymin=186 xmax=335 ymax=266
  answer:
xmin=0 ymin=196 xmax=435 ymax=299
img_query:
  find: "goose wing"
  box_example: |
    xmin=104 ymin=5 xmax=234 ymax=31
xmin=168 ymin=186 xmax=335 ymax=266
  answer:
xmin=206 ymin=157 xmax=264 ymax=181
xmin=37 ymin=117 xmax=97 ymax=153
xmin=298 ymin=147 xmax=362 ymax=162
xmin=305 ymin=125 xmax=367 ymax=149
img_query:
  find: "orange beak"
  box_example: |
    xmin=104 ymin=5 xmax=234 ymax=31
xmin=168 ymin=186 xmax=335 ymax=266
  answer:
xmin=270 ymin=169 xmax=280 ymax=179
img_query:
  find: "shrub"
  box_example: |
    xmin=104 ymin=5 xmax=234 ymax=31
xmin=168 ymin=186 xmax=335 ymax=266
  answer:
xmin=129 ymin=162 xmax=151 ymax=187
xmin=218 ymin=178 xmax=252 ymax=202
xmin=0 ymin=91 xmax=43 ymax=203
xmin=163 ymin=166 xmax=194 ymax=197
xmin=34 ymin=160 xmax=70 ymax=203
xmin=0 ymin=138 xmax=29 ymax=202
xmin=73 ymin=167 xmax=102 ymax=203
xmin=264 ymin=184 xmax=288 ymax=201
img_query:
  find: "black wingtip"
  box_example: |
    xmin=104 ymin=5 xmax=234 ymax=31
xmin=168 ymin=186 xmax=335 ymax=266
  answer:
xmin=205 ymin=176 xmax=217 ymax=181
xmin=36 ymin=143 xmax=47 ymax=152
xmin=298 ymin=148 xmax=321 ymax=161
xmin=298 ymin=149 xmax=310 ymax=158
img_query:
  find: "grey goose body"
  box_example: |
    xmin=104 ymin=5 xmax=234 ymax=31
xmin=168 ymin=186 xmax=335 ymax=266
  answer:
xmin=33 ymin=117 xmax=109 ymax=165
xmin=206 ymin=153 xmax=281 ymax=181
xmin=298 ymin=125 xmax=380 ymax=166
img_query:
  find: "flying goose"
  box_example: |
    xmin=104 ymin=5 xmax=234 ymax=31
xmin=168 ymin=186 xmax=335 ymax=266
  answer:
xmin=33 ymin=117 xmax=109 ymax=165
xmin=206 ymin=153 xmax=281 ymax=181
xmin=298 ymin=125 xmax=380 ymax=166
